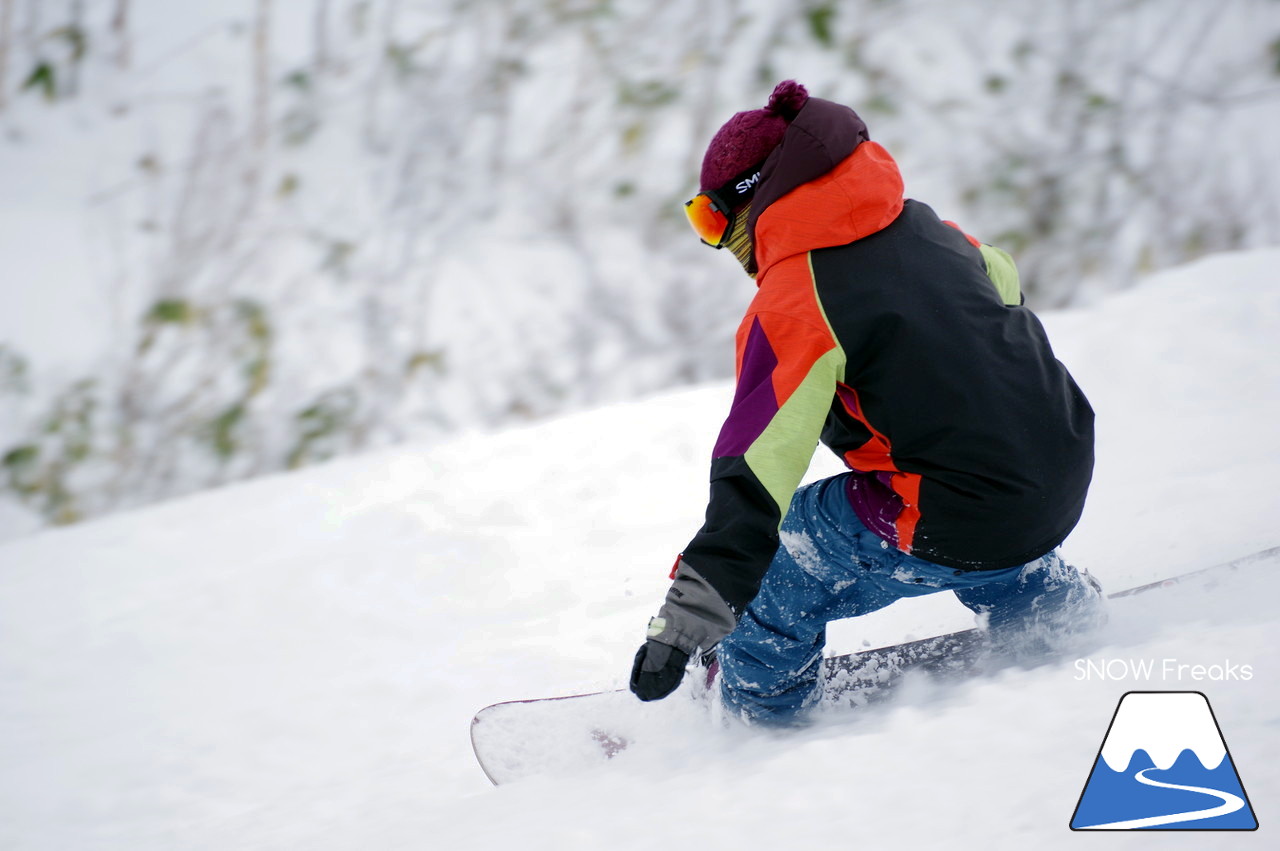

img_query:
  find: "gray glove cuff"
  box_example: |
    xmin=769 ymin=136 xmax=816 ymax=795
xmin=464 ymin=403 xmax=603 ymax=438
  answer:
xmin=646 ymin=562 xmax=737 ymax=656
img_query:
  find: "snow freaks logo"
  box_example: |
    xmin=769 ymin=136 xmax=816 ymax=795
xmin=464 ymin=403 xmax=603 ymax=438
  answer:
xmin=1070 ymin=691 xmax=1258 ymax=831
xmin=1073 ymin=657 xmax=1252 ymax=682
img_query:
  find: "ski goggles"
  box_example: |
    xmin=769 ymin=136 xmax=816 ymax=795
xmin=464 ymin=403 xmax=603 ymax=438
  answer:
xmin=683 ymin=163 xmax=766 ymax=248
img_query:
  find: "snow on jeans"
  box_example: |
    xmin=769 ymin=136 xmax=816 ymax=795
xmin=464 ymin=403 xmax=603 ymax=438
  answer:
xmin=717 ymin=474 xmax=1102 ymax=725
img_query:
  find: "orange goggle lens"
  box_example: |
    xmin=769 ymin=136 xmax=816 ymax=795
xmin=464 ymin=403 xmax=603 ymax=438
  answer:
xmin=684 ymin=193 xmax=731 ymax=247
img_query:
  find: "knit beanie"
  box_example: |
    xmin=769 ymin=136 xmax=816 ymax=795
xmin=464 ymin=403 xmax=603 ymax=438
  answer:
xmin=699 ymin=80 xmax=810 ymax=194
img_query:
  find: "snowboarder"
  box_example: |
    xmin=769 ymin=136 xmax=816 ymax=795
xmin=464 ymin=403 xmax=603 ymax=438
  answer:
xmin=629 ymin=81 xmax=1102 ymax=725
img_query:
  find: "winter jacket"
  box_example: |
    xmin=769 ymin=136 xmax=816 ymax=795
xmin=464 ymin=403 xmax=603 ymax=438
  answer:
xmin=679 ymin=96 xmax=1095 ymax=618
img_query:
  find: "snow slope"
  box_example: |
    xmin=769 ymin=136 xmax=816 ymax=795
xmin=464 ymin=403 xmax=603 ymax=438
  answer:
xmin=2 ymin=249 xmax=1278 ymax=849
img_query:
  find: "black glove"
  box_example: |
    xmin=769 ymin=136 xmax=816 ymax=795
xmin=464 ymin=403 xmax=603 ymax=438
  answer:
xmin=629 ymin=639 xmax=690 ymax=702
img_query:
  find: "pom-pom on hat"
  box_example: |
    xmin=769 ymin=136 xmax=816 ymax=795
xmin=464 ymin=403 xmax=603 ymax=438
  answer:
xmin=699 ymin=80 xmax=810 ymax=193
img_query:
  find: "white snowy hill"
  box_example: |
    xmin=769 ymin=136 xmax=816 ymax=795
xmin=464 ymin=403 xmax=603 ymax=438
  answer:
xmin=2 ymin=250 xmax=1278 ymax=849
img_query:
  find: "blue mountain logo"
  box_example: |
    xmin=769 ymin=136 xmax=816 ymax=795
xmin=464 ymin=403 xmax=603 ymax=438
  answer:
xmin=1071 ymin=691 xmax=1257 ymax=830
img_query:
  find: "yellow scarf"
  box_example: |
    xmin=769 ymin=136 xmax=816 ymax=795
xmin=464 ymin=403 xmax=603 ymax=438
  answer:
xmin=723 ymin=203 xmax=756 ymax=279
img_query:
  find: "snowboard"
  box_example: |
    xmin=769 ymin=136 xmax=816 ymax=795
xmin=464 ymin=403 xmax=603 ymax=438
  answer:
xmin=470 ymin=545 xmax=1278 ymax=785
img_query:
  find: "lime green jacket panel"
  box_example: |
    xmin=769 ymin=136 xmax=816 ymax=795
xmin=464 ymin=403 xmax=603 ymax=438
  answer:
xmin=979 ymin=243 xmax=1021 ymax=306
xmin=743 ymin=343 xmax=845 ymax=526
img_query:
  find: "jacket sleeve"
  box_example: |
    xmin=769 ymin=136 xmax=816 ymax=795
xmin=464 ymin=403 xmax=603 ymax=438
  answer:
xmin=942 ymin=220 xmax=1022 ymax=306
xmin=977 ymin=243 xmax=1022 ymax=306
xmin=679 ymin=309 xmax=844 ymax=615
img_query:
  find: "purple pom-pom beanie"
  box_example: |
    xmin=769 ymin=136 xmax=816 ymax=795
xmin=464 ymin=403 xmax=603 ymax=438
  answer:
xmin=700 ymin=80 xmax=810 ymax=192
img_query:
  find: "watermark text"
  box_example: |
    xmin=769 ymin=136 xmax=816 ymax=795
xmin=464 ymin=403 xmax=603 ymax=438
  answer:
xmin=1073 ymin=658 xmax=1253 ymax=682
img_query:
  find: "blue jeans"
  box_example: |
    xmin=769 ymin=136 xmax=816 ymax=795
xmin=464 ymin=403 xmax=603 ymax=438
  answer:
xmin=718 ymin=475 xmax=1102 ymax=725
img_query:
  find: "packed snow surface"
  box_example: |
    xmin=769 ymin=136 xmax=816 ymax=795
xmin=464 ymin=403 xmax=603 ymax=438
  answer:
xmin=2 ymin=249 xmax=1279 ymax=849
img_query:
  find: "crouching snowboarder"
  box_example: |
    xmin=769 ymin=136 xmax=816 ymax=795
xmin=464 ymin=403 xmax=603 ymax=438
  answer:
xmin=629 ymin=81 xmax=1102 ymax=725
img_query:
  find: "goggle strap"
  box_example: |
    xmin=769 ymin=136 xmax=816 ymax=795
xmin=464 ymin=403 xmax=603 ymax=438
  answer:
xmin=708 ymin=160 xmax=769 ymax=210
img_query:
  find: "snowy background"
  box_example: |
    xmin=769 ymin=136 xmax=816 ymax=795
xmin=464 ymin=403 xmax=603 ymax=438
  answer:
xmin=2 ymin=0 xmax=1280 ymax=535
xmin=2 ymin=1 xmax=1280 ymax=848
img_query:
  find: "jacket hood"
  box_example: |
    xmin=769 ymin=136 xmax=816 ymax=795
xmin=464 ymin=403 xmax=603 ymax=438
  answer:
xmin=746 ymin=97 xmax=905 ymax=277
